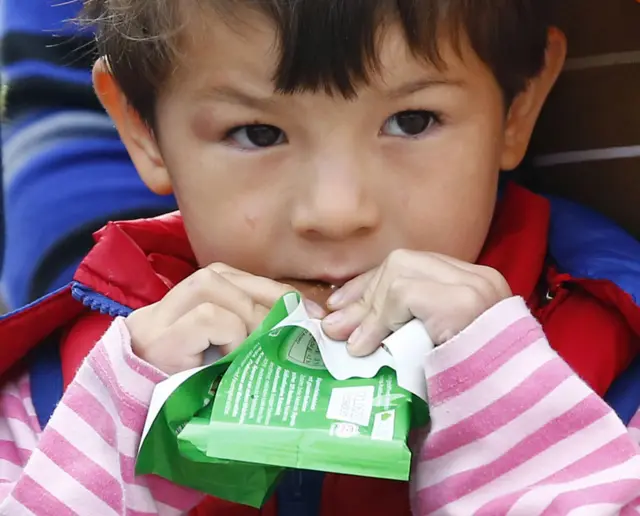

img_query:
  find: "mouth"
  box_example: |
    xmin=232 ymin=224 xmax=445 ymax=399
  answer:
xmin=282 ymin=279 xmax=341 ymax=308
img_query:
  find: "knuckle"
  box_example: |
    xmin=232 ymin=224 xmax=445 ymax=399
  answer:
xmin=207 ymin=262 xmax=230 ymax=274
xmin=253 ymin=305 xmax=270 ymax=324
xmin=280 ymin=281 xmax=295 ymax=293
xmin=192 ymin=302 xmax=218 ymax=325
xmin=475 ymin=266 xmax=509 ymax=299
xmin=460 ymin=285 xmax=486 ymax=314
xmin=476 ymin=265 xmax=500 ymax=285
xmin=126 ymin=305 xmax=157 ymax=349
xmin=194 ymin=266 xmax=219 ymax=283
xmin=188 ymin=268 xmax=223 ymax=300
xmin=189 ymin=267 xmax=217 ymax=291
xmin=238 ymin=294 xmax=259 ymax=318
xmin=387 ymin=277 xmax=409 ymax=305
xmin=231 ymin=319 xmax=250 ymax=341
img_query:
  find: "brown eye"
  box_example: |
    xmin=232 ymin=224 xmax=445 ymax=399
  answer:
xmin=227 ymin=124 xmax=286 ymax=149
xmin=381 ymin=110 xmax=439 ymax=137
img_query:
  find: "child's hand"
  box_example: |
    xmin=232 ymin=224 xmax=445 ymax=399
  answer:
xmin=322 ymin=250 xmax=511 ymax=355
xmin=125 ymin=264 xmax=297 ymax=374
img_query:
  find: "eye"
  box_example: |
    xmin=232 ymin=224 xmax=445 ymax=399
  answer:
xmin=381 ymin=110 xmax=440 ymax=138
xmin=226 ymin=124 xmax=286 ymax=149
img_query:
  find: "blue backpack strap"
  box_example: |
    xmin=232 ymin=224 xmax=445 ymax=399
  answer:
xmin=604 ymin=356 xmax=640 ymax=426
xmin=27 ymin=283 xmax=133 ymax=427
xmin=277 ymin=470 xmax=325 ymax=516
xmin=29 ymin=335 xmax=64 ymax=429
xmin=546 ymin=195 xmax=640 ymax=304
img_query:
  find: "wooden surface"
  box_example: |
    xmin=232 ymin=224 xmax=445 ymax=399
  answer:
xmin=529 ymin=0 xmax=640 ymax=238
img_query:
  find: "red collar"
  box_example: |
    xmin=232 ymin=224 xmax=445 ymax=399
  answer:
xmin=74 ymin=183 xmax=550 ymax=308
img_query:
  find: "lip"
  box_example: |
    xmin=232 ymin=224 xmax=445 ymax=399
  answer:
xmin=283 ymin=275 xmax=359 ymax=288
xmin=313 ymin=275 xmax=358 ymax=287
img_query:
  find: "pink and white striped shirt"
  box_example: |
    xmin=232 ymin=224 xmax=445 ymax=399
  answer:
xmin=0 ymin=297 xmax=638 ymax=515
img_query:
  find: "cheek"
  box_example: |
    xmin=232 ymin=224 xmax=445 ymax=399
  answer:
xmin=402 ymin=184 xmax=494 ymax=257
xmin=181 ymin=193 xmax=285 ymax=272
xmin=389 ymin=135 xmax=500 ymax=261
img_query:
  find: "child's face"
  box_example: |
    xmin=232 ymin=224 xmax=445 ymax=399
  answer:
xmin=109 ymin=11 xmax=561 ymax=286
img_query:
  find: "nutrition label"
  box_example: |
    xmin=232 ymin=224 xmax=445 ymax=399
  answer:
xmin=285 ymin=331 xmax=326 ymax=370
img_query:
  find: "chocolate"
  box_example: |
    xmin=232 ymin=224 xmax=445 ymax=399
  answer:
xmin=287 ymin=280 xmax=336 ymax=308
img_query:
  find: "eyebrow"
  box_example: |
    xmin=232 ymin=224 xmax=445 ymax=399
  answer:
xmin=384 ymin=77 xmax=465 ymax=99
xmin=196 ymin=85 xmax=279 ymax=110
xmin=196 ymin=77 xmax=465 ymax=108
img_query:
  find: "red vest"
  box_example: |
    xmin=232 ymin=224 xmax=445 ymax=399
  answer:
xmin=1 ymin=184 xmax=639 ymax=516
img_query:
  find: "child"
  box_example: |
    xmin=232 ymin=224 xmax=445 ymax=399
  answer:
xmin=0 ymin=1 xmax=639 ymax=514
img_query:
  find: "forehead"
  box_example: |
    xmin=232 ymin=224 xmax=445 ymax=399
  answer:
xmin=165 ymin=7 xmax=490 ymax=99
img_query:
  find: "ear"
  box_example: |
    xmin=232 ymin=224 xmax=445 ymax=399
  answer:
xmin=92 ymin=58 xmax=173 ymax=195
xmin=500 ymin=27 xmax=567 ymax=171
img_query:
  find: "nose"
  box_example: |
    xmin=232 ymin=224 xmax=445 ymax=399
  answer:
xmin=291 ymin=149 xmax=381 ymax=240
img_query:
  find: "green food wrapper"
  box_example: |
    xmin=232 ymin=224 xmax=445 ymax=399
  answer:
xmin=136 ymin=293 xmax=432 ymax=508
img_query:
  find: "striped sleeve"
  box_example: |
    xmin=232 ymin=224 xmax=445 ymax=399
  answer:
xmin=411 ymin=297 xmax=640 ymax=515
xmin=0 ymin=318 xmax=203 ymax=515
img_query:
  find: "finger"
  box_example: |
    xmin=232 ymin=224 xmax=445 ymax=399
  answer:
xmin=213 ymin=267 xmax=326 ymax=317
xmin=346 ymin=276 xmax=415 ymax=356
xmin=383 ymin=250 xmax=504 ymax=308
xmin=202 ymin=264 xmax=298 ymax=308
xmin=424 ymin=253 xmax=511 ymax=299
xmin=326 ymin=268 xmax=378 ymax=310
xmin=148 ymin=303 xmax=253 ymax=374
xmin=321 ymin=300 xmax=369 ymax=341
xmin=322 ymin=269 xmax=383 ymax=339
xmin=207 ymin=265 xmax=295 ymax=308
xmin=154 ymin=267 xmax=285 ymax=327
xmin=349 ymin=278 xmax=487 ymax=355
xmin=212 ymin=267 xmax=330 ymax=316
xmin=323 ymin=251 xmax=486 ymax=342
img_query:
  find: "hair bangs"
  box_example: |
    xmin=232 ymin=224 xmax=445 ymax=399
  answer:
xmin=251 ymin=0 xmax=449 ymax=98
xmin=83 ymin=0 xmax=551 ymax=124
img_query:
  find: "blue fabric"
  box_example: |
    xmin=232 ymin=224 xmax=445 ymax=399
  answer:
xmin=604 ymin=357 xmax=640 ymax=426
xmin=2 ymin=136 xmax=176 ymax=307
xmin=0 ymin=0 xmax=90 ymax=36
xmin=70 ymin=282 xmax=133 ymax=318
xmin=29 ymin=336 xmax=63 ymax=430
xmin=547 ymin=196 xmax=640 ymax=304
xmin=1 ymin=0 xmax=178 ymax=308
xmin=3 ymin=61 xmax=93 ymax=85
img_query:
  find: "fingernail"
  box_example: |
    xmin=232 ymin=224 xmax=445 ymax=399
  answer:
xmin=327 ymin=289 xmax=344 ymax=308
xmin=323 ymin=310 xmax=345 ymax=327
xmin=347 ymin=325 xmax=363 ymax=349
xmin=303 ymin=299 xmax=326 ymax=319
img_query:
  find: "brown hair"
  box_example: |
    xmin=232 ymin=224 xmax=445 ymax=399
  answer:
xmin=83 ymin=0 xmax=551 ymax=126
